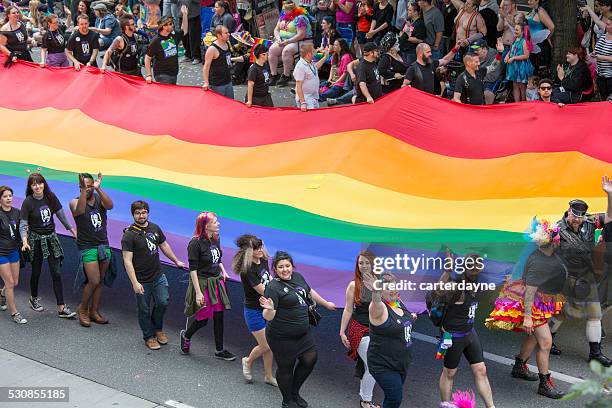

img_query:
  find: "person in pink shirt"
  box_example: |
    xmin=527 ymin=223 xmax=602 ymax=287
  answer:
xmin=319 ymin=38 xmax=355 ymax=101
xmin=331 ymin=0 xmax=356 ymax=34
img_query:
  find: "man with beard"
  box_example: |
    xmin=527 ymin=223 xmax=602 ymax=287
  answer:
xmin=436 ymin=253 xmax=496 ymax=408
xmin=70 ymin=173 xmax=114 ymax=327
xmin=548 ymin=176 xmax=612 ymax=367
xmin=402 ymin=42 xmax=457 ymax=94
xmin=66 ymin=14 xmax=100 ymax=70
xmin=101 ymin=14 xmax=143 ymax=76
xmin=121 ymin=201 xmax=185 ymax=350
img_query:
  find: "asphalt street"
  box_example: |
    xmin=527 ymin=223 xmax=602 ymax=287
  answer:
xmin=0 ymin=238 xmax=609 ymax=408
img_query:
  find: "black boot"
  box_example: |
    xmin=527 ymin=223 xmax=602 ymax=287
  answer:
xmin=588 ymin=342 xmax=612 ymax=367
xmin=511 ymin=356 xmax=539 ymax=381
xmin=276 ymin=74 xmax=290 ymax=88
xmin=537 ymin=373 xmax=565 ymax=399
xmin=549 ymin=333 xmax=561 ymax=356
xmin=270 ymin=75 xmax=280 ymax=86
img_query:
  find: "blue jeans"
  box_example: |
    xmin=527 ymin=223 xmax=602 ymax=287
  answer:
xmin=371 ymin=371 xmax=406 ymax=408
xmin=401 ymin=52 xmax=416 ymax=65
xmin=136 ymin=274 xmax=169 ymax=340
xmin=210 ymin=83 xmax=235 ymax=99
xmin=431 ymin=49 xmax=442 ymax=60
xmin=320 ymin=85 xmax=345 ymax=101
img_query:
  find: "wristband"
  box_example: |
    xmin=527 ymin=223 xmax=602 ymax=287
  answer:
xmin=495 ymin=53 xmax=502 ymax=61
xmin=146 ymin=74 xmax=152 ymax=78
xmin=451 ymin=46 xmax=459 ymax=53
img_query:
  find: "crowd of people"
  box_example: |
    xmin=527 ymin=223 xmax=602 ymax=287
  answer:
xmin=1 ymin=170 xmax=611 ymax=408
xmin=1 ymin=0 xmax=612 ymax=107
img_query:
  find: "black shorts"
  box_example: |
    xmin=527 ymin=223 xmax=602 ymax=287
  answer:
xmin=443 ymin=331 xmax=484 ymax=370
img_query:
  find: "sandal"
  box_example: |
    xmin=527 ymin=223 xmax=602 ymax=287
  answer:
xmin=360 ymin=401 xmax=380 ymax=408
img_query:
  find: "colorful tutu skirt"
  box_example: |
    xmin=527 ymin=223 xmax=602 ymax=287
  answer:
xmin=485 ymin=279 xmax=564 ymax=332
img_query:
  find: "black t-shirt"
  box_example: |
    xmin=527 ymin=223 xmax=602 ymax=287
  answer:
xmin=247 ymin=62 xmax=272 ymax=98
xmin=187 ymin=237 xmax=222 ymax=278
xmin=147 ymin=30 xmax=185 ymax=76
xmin=114 ymin=33 xmax=140 ymax=72
xmin=367 ymin=303 xmax=413 ymax=374
xmin=121 ymin=222 xmax=166 ymax=283
xmin=454 ymin=67 xmax=487 ymax=105
xmin=399 ymin=18 xmax=426 ymax=53
xmin=372 ymin=3 xmax=394 ymax=40
xmin=264 ymin=272 xmax=311 ymax=339
xmin=66 ymin=29 xmax=100 ymax=65
xmin=355 ymin=58 xmax=383 ymax=103
xmin=443 ymin=288 xmax=479 ymax=333
xmin=603 ymin=222 xmax=612 ymax=264
xmin=42 ymin=28 xmax=67 ymax=54
xmin=241 ymin=261 xmax=272 ymax=309
xmin=405 ymin=59 xmax=440 ymax=94
xmin=442 ymin=3 xmax=458 ymax=37
xmin=74 ymin=194 xmax=108 ymax=250
xmin=20 ymin=195 xmax=62 ymax=235
xmin=0 ymin=207 xmax=20 ymax=256
xmin=522 ymin=250 xmax=567 ymax=295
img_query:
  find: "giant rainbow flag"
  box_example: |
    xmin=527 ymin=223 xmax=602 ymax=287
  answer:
xmin=1 ymin=61 xmax=611 ymax=308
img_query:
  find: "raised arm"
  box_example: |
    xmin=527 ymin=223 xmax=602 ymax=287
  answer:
xmin=369 ymin=277 xmax=388 ymax=326
xmin=603 ymin=176 xmax=612 ymax=224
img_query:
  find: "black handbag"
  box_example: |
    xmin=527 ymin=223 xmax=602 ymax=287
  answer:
xmin=278 ymin=279 xmax=322 ymax=326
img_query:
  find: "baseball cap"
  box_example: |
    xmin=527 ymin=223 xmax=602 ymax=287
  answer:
xmin=470 ymin=38 xmax=487 ymax=50
xmin=568 ymin=199 xmax=588 ymax=217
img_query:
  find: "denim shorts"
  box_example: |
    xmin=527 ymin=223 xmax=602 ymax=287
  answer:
xmin=0 ymin=249 xmax=20 ymax=265
xmin=243 ymin=306 xmax=266 ymax=332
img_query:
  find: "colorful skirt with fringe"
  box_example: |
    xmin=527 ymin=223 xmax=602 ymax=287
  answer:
xmin=485 ymin=279 xmax=564 ymax=332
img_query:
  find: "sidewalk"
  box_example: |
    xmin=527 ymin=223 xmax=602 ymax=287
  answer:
xmin=0 ymin=348 xmax=161 ymax=408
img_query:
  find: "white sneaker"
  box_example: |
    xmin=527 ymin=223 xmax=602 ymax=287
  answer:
xmin=12 ymin=312 xmax=27 ymax=324
xmin=242 ymin=357 xmax=253 ymax=383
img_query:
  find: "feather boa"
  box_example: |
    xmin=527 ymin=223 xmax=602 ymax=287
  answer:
xmin=280 ymin=6 xmax=308 ymax=22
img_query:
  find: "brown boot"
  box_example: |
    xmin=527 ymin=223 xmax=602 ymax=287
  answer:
xmin=155 ymin=331 xmax=169 ymax=345
xmin=78 ymin=304 xmax=91 ymax=327
xmin=89 ymin=309 xmax=109 ymax=324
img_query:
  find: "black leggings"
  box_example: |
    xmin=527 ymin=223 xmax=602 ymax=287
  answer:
xmin=596 ymin=75 xmax=612 ymax=101
xmin=276 ymin=350 xmax=318 ymax=404
xmin=30 ymin=241 xmax=64 ymax=305
xmin=443 ymin=331 xmax=484 ymax=370
xmin=185 ymin=311 xmax=224 ymax=351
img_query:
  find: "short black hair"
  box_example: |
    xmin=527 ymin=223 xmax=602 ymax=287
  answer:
xmin=538 ymin=78 xmax=553 ymax=87
xmin=79 ymin=172 xmax=94 ymax=181
xmin=130 ymin=200 xmax=150 ymax=215
xmin=272 ymin=251 xmax=295 ymax=270
xmin=253 ymin=44 xmax=268 ymax=58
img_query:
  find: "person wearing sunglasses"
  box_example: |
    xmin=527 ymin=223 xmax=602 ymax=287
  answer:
xmin=144 ymin=5 xmax=189 ymax=84
xmin=547 ymin=177 xmax=612 ymax=367
xmin=536 ymin=78 xmax=565 ymax=107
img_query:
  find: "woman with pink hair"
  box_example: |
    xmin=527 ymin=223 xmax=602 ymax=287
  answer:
xmin=180 ymin=211 xmax=235 ymax=361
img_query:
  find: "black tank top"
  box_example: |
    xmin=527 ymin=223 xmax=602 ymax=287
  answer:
xmin=443 ymin=290 xmax=479 ymax=333
xmin=352 ymin=285 xmax=371 ymax=326
xmin=3 ymin=23 xmax=28 ymax=54
xmin=367 ymin=303 xmax=413 ymax=374
xmin=74 ymin=194 xmax=108 ymax=250
xmin=117 ymin=34 xmax=139 ymax=72
xmin=209 ymin=42 xmax=232 ymax=86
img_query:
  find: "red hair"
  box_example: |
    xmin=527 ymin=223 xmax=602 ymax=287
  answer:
xmin=354 ymin=250 xmax=376 ymax=305
xmin=193 ymin=211 xmax=219 ymax=242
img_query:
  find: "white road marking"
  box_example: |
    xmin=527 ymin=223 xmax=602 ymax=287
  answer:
xmin=165 ymin=400 xmax=197 ymax=408
xmin=412 ymin=332 xmax=584 ymax=385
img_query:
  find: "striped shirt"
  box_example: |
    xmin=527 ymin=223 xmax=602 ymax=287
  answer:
xmin=594 ymin=35 xmax=612 ymax=78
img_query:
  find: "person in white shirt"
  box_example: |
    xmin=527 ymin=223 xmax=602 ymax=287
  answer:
xmin=293 ymin=43 xmax=329 ymax=111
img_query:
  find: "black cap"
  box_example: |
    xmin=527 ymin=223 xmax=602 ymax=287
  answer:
xmin=569 ymin=199 xmax=588 ymax=217
xmin=470 ymin=38 xmax=487 ymax=49
xmin=363 ymin=42 xmax=378 ymax=53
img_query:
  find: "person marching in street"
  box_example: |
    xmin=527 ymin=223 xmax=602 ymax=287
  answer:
xmin=181 ymin=211 xmax=235 ymax=361
xmin=100 ymin=14 xmax=143 ymax=76
xmin=233 ymin=234 xmax=277 ymax=386
xmin=260 ymin=251 xmax=336 ymax=408
xmin=367 ymin=271 xmax=417 ymax=408
xmin=339 ymin=251 xmax=380 ymax=408
xmin=20 ymin=172 xmax=77 ymax=318
xmin=486 ymin=218 xmax=567 ymax=399
xmin=66 ymin=14 xmax=100 ymax=70
xmin=202 ymin=25 xmax=235 ymax=99
xmin=70 ymin=173 xmax=115 ymax=328
xmin=0 ymin=186 xmax=27 ymax=324
xmin=548 ymin=176 xmax=612 ymax=367
xmin=436 ymin=253 xmax=495 ymax=408
xmin=121 ymin=200 xmax=185 ymax=350
xmin=245 ymin=44 xmax=274 ymax=107
xmin=144 ymin=5 xmax=189 ymax=85
xmin=0 ymin=6 xmax=35 ymax=64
